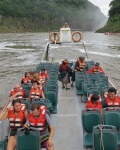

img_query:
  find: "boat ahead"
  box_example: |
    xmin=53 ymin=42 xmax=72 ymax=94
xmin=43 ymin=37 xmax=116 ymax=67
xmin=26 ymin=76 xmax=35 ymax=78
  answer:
xmin=0 ymin=28 xmax=120 ymax=150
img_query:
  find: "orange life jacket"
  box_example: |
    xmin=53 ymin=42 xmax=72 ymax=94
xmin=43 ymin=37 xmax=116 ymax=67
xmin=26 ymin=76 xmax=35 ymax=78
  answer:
xmin=77 ymin=59 xmax=85 ymax=69
xmin=8 ymin=104 xmax=26 ymax=129
xmin=22 ymin=76 xmax=31 ymax=84
xmin=87 ymin=94 xmax=102 ymax=110
xmin=29 ymin=105 xmax=47 ymax=132
xmin=38 ymin=71 xmax=48 ymax=79
xmin=10 ymin=88 xmax=24 ymax=100
xmin=104 ymin=92 xmax=120 ymax=106
xmin=30 ymin=86 xmax=43 ymax=99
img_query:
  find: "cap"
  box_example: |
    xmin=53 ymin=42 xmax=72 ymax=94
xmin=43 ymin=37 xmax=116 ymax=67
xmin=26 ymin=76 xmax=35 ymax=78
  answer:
xmin=95 ymin=62 xmax=100 ymax=66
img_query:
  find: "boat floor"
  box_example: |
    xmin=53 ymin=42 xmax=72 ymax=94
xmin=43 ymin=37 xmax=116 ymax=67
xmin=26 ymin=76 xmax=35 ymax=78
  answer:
xmin=51 ymin=81 xmax=88 ymax=150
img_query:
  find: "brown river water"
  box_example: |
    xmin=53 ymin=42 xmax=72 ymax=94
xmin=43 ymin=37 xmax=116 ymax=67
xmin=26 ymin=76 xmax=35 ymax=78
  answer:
xmin=0 ymin=32 xmax=120 ymax=107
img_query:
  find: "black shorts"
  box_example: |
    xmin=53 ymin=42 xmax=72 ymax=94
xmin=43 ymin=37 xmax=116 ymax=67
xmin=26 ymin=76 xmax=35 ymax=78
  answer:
xmin=10 ymin=130 xmax=17 ymax=136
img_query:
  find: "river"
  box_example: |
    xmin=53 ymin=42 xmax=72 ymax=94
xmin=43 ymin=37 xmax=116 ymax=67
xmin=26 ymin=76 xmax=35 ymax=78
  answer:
xmin=0 ymin=32 xmax=120 ymax=107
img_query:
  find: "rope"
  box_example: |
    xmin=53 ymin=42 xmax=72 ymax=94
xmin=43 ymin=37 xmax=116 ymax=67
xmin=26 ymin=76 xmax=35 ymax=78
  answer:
xmin=98 ymin=124 xmax=104 ymax=150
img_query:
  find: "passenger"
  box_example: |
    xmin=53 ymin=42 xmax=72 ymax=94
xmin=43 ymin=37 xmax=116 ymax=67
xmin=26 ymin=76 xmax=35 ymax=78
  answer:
xmin=10 ymin=84 xmax=25 ymax=100
xmin=38 ymin=69 xmax=49 ymax=84
xmin=85 ymin=94 xmax=102 ymax=110
xmin=71 ymin=57 xmax=86 ymax=87
xmin=87 ymin=62 xmax=104 ymax=74
xmin=0 ymin=99 xmax=28 ymax=150
xmin=75 ymin=57 xmax=86 ymax=71
xmin=24 ymin=104 xmax=54 ymax=150
xmin=104 ymin=87 xmax=120 ymax=106
xmin=21 ymin=72 xmax=31 ymax=84
xmin=29 ymin=80 xmax=45 ymax=99
xmin=59 ymin=58 xmax=72 ymax=90
xmin=62 ymin=22 xmax=69 ymax=28
xmin=29 ymin=71 xmax=39 ymax=82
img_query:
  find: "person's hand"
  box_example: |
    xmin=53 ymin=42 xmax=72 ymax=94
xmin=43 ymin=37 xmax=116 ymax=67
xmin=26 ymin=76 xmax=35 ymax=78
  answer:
xmin=23 ymin=124 xmax=29 ymax=129
xmin=48 ymin=138 xmax=53 ymax=147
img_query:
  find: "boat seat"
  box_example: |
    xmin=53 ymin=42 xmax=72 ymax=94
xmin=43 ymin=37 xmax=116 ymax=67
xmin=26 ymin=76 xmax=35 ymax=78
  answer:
xmin=103 ymin=108 xmax=120 ymax=145
xmin=82 ymin=81 xmax=94 ymax=102
xmin=82 ymin=109 xmax=102 ymax=148
xmin=45 ymin=91 xmax=57 ymax=114
xmin=76 ymin=78 xmax=85 ymax=95
xmin=93 ymin=125 xmax=118 ymax=150
xmin=87 ymin=87 xmax=101 ymax=97
xmin=0 ymin=136 xmax=8 ymax=150
xmin=21 ymin=84 xmax=32 ymax=92
xmin=17 ymin=128 xmax=40 ymax=150
xmin=95 ymin=81 xmax=107 ymax=94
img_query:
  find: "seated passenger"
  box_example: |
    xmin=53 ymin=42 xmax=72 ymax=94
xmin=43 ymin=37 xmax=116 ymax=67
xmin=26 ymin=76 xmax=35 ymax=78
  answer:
xmin=0 ymin=99 xmax=28 ymax=150
xmin=21 ymin=72 xmax=31 ymax=84
xmin=29 ymin=80 xmax=45 ymax=100
xmin=104 ymin=87 xmax=120 ymax=106
xmin=62 ymin=22 xmax=69 ymax=28
xmin=24 ymin=104 xmax=54 ymax=150
xmin=38 ymin=69 xmax=49 ymax=84
xmin=59 ymin=58 xmax=72 ymax=89
xmin=87 ymin=62 xmax=104 ymax=74
xmin=85 ymin=94 xmax=102 ymax=110
xmin=10 ymin=84 xmax=25 ymax=100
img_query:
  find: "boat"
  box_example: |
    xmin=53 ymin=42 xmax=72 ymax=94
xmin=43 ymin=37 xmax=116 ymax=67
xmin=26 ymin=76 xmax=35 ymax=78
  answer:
xmin=0 ymin=27 xmax=120 ymax=150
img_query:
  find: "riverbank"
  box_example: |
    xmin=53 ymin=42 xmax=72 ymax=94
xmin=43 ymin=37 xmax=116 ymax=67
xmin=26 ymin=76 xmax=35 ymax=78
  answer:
xmin=96 ymin=21 xmax=120 ymax=33
xmin=0 ymin=17 xmax=52 ymax=33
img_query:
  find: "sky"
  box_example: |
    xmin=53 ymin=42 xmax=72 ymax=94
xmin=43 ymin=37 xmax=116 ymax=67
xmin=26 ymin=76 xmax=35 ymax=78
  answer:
xmin=89 ymin=0 xmax=112 ymax=16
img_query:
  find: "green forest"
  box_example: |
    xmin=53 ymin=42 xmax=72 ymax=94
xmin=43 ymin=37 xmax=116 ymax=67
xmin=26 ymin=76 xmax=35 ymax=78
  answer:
xmin=97 ymin=0 xmax=120 ymax=33
xmin=0 ymin=0 xmax=107 ymax=32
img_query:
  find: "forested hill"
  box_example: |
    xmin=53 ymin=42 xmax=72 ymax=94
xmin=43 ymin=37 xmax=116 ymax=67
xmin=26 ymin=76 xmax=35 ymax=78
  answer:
xmin=97 ymin=0 xmax=120 ymax=32
xmin=0 ymin=0 xmax=107 ymax=32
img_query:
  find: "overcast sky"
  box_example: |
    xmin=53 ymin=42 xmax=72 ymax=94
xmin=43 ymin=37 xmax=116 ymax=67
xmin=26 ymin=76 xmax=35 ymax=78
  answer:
xmin=89 ymin=0 xmax=112 ymax=16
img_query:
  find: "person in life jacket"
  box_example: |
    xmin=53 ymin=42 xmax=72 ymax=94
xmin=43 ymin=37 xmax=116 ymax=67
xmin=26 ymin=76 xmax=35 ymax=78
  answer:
xmin=0 ymin=99 xmax=28 ymax=150
xmin=10 ymin=84 xmax=25 ymax=100
xmin=104 ymin=87 xmax=120 ymax=107
xmin=29 ymin=80 xmax=45 ymax=100
xmin=21 ymin=72 xmax=32 ymax=84
xmin=86 ymin=94 xmax=102 ymax=111
xmin=75 ymin=57 xmax=86 ymax=71
xmin=71 ymin=57 xmax=86 ymax=87
xmin=59 ymin=58 xmax=72 ymax=90
xmin=87 ymin=62 xmax=104 ymax=74
xmin=38 ymin=69 xmax=49 ymax=84
xmin=24 ymin=104 xmax=54 ymax=150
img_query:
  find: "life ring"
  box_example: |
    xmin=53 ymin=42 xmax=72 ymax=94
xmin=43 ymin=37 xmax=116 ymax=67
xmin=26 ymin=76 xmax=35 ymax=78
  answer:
xmin=49 ymin=32 xmax=60 ymax=43
xmin=72 ymin=31 xmax=82 ymax=42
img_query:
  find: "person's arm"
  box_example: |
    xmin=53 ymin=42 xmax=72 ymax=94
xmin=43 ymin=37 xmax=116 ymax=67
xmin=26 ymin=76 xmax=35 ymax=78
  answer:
xmin=9 ymin=92 xmax=23 ymax=101
xmin=0 ymin=108 xmax=9 ymax=121
xmin=87 ymin=67 xmax=94 ymax=74
xmin=46 ymin=114 xmax=55 ymax=146
xmin=48 ymin=125 xmax=55 ymax=145
xmin=41 ymin=91 xmax=45 ymax=98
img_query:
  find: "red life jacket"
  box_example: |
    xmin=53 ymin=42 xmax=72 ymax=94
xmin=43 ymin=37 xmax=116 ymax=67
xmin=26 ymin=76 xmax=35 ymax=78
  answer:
xmin=60 ymin=62 xmax=69 ymax=71
xmin=22 ymin=76 xmax=31 ymax=84
xmin=77 ymin=59 xmax=85 ymax=69
xmin=10 ymin=88 xmax=24 ymax=100
xmin=38 ymin=71 xmax=48 ymax=79
xmin=8 ymin=104 xmax=26 ymax=129
xmin=30 ymin=86 xmax=43 ymax=99
xmin=104 ymin=92 xmax=120 ymax=106
xmin=86 ymin=94 xmax=102 ymax=110
xmin=29 ymin=105 xmax=47 ymax=132
xmin=87 ymin=66 xmax=104 ymax=74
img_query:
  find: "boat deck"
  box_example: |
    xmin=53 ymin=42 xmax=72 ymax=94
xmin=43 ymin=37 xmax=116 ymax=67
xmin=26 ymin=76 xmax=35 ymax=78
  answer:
xmin=52 ymin=81 xmax=87 ymax=150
